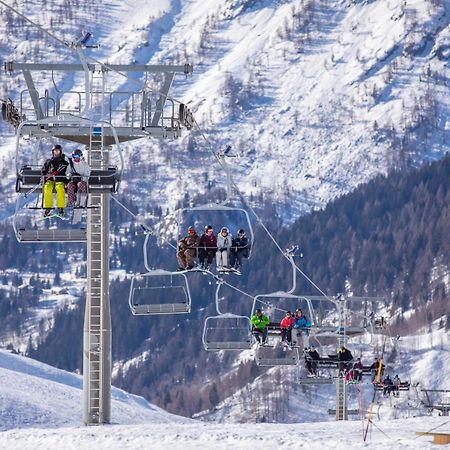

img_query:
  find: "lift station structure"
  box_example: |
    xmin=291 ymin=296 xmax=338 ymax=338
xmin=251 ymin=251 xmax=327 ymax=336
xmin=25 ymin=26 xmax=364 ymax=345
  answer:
xmin=4 ymin=50 xmax=193 ymax=425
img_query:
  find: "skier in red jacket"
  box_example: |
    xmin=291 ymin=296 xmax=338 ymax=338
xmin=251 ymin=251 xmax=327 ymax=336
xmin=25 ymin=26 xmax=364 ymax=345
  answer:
xmin=198 ymin=225 xmax=217 ymax=270
xmin=280 ymin=311 xmax=294 ymax=344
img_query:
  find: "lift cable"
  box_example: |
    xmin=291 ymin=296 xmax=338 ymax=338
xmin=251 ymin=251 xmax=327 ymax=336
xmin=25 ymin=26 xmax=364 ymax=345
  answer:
xmin=111 ymin=194 xmax=255 ymax=300
xmin=191 ymin=117 xmax=337 ymax=307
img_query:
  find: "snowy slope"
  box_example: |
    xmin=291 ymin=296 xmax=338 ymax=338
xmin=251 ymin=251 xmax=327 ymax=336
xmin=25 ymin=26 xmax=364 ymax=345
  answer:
xmin=0 ymin=349 xmax=448 ymax=449
xmin=0 ymin=414 xmax=448 ymax=449
xmin=0 ymin=349 xmax=188 ymax=430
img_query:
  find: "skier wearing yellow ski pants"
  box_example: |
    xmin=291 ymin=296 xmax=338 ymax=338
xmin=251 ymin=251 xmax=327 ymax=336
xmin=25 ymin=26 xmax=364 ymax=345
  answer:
xmin=41 ymin=145 xmax=69 ymax=214
xmin=43 ymin=181 xmax=66 ymax=209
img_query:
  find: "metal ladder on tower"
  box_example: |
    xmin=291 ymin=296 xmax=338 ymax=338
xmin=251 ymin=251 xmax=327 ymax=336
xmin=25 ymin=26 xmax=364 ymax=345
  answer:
xmin=335 ymin=298 xmax=348 ymax=421
xmin=83 ymin=64 xmax=111 ymax=425
xmin=336 ymin=372 xmax=348 ymax=420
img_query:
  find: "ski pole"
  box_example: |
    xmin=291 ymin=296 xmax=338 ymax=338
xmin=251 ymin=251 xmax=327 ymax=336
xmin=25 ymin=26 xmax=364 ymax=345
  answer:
xmin=24 ymin=164 xmax=65 ymax=198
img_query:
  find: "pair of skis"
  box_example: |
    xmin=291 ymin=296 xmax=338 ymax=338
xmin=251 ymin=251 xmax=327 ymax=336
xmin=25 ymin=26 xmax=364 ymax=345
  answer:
xmin=38 ymin=206 xmax=85 ymax=224
xmin=217 ymin=266 xmax=241 ymax=275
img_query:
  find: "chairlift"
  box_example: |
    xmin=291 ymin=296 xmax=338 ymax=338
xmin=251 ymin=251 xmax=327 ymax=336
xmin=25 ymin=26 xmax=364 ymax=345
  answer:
xmin=251 ymin=254 xmax=318 ymax=352
xmin=254 ymin=345 xmax=300 ymax=366
xmin=13 ymin=115 xmax=123 ymax=243
xmin=202 ymin=281 xmax=253 ymax=351
xmin=251 ymin=292 xmax=316 ymax=347
xmin=202 ymin=313 xmax=253 ymax=351
xmin=128 ymin=233 xmax=192 ymax=315
xmin=128 ymin=269 xmax=191 ymax=315
xmin=173 ymin=150 xmax=254 ymax=273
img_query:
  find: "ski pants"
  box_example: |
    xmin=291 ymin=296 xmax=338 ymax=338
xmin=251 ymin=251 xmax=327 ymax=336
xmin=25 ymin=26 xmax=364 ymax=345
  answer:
xmin=67 ymin=180 xmax=87 ymax=206
xmin=306 ymin=360 xmax=318 ymax=375
xmin=281 ymin=327 xmax=292 ymax=343
xmin=198 ymin=248 xmax=215 ymax=265
xmin=43 ymin=181 xmax=66 ymax=209
xmin=230 ymin=249 xmax=248 ymax=268
xmin=252 ymin=327 xmax=268 ymax=344
xmin=216 ymin=248 xmax=230 ymax=268
xmin=177 ymin=248 xmax=196 ymax=269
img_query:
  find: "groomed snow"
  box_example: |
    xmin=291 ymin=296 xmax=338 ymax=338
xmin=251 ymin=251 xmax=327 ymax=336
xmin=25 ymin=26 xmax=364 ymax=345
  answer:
xmin=0 ymin=416 xmax=448 ymax=449
xmin=0 ymin=347 xmax=449 ymax=449
xmin=0 ymin=349 xmax=188 ymax=430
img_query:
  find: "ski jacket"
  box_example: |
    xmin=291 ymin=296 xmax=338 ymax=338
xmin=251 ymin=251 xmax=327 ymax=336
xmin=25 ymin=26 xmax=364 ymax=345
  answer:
xmin=338 ymin=347 xmax=353 ymax=361
xmin=251 ymin=313 xmax=269 ymax=330
xmin=232 ymin=236 xmax=250 ymax=256
xmin=178 ymin=233 xmax=200 ymax=251
xmin=42 ymin=154 xmax=69 ymax=181
xmin=306 ymin=349 xmax=320 ymax=360
xmin=353 ymin=360 xmax=364 ymax=371
xmin=383 ymin=376 xmax=393 ymax=386
xmin=370 ymin=360 xmax=385 ymax=371
xmin=217 ymin=233 xmax=232 ymax=251
xmin=199 ymin=232 xmax=217 ymax=251
xmin=293 ymin=315 xmax=309 ymax=328
xmin=66 ymin=158 xmax=91 ymax=183
xmin=280 ymin=316 xmax=294 ymax=329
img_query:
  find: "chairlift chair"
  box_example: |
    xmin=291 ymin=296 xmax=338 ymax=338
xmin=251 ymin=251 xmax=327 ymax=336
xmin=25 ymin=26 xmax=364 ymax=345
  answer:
xmin=202 ymin=313 xmax=253 ymax=351
xmin=128 ymin=269 xmax=191 ymax=315
xmin=175 ymin=202 xmax=254 ymax=271
xmin=251 ymin=292 xmax=316 ymax=346
xmin=254 ymin=345 xmax=300 ymax=366
xmin=13 ymin=116 xmax=123 ymax=243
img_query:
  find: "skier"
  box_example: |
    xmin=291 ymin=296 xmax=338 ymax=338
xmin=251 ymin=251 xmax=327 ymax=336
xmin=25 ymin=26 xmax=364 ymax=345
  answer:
xmin=293 ymin=309 xmax=311 ymax=332
xmin=370 ymin=356 xmax=385 ymax=382
xmin=230 ymin=229 xmax=250 ymax=271
xmin=353 ymin=357 xmax=364 ymax=382
xmin=383 ymin=375 xmax=395 ymax=396
xmin=216 ymin=227 xmax=233 ymax=270
xmin=250 ymin=309 xmax=269 ymax=344
xmin=177 ymin=226 xmax=200 ymax=270
xmin=198 ymin=225 xmax=217 ymax=270
xmin=304 ymin=346 xmax=320 ymax=375
xmin=41 ymin=144 xmax=69 ymax=217
xmin=280 ymin=311 xmax=294 ymax=345
xmin=393 ymin=374 xmax=401 ymax=397
xmin=337 ymin=346 xmax=353 ymax=373
xmin=66 ymin=149 xmax=91 ymax=207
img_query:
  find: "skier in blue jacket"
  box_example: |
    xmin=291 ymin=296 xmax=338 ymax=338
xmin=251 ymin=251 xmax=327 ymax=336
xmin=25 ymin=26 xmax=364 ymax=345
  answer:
xmin=293 ymin=309 xmax=311 ymax=329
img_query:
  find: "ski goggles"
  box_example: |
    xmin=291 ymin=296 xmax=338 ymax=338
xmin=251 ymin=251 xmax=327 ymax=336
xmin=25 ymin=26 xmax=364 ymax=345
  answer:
xmin=72 ymin=154 xmax=81 ymax=160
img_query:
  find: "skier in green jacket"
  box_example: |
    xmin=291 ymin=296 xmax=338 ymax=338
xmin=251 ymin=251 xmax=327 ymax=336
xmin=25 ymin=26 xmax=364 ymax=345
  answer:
xmin=251 ymin=309 xmax=269 ymax=344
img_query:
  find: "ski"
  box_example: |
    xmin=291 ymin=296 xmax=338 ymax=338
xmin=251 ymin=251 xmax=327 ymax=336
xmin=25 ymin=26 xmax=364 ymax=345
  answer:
xmin=37 ymin=213 xmax=69 ymax=222
xmin=72 ymin=208 xmax=83 ymax=224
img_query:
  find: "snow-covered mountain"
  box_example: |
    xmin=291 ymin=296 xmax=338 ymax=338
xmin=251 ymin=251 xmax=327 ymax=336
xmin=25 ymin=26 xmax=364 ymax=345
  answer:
xmin=0 ymin=348 xmax=188 ymax=429
xmin=1 ymin=0 xmax=449 ymax=221
xmin=0 ymin=347 xmax=448 ymax=449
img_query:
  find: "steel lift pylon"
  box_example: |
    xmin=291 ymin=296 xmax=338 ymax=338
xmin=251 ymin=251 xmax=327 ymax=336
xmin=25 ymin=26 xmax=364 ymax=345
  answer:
xmin=4 ymin=56 xmax=193 ymax=425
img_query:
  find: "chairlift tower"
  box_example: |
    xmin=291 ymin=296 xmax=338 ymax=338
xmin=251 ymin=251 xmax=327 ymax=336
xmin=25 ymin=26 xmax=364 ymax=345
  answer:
xmin=298 ymin=293 xmax=383 ymax=421
xmin=4 ymin=55 xmax=193 ymax=425
xmin=333 ymin=294 xmax=384 ymax=421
